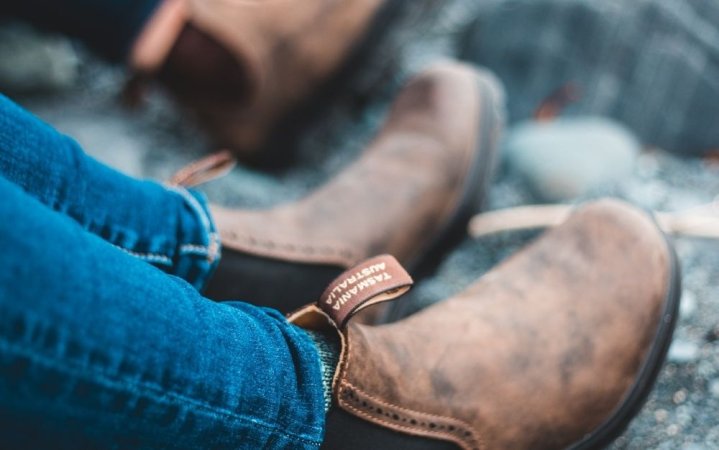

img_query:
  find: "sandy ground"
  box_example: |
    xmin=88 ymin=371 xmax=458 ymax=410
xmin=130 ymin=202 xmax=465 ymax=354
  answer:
xmin=4 ymin=1 xmax=719 ymax=447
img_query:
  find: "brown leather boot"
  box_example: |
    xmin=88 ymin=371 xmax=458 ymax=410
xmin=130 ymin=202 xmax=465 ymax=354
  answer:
xmin=129 ymin=0 xmax=404 ymax=163
xmin=288 ymin=199 xmax=680 ymax=450
xmin=203 ymin=62 xmax=504 ymax=320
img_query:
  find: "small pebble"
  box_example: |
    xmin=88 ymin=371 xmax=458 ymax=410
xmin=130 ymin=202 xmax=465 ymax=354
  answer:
xmin=0 ymin=22 xmax=79 ymax=93
xmin=709 ymin=379 xmax=719 ymax=398
xmin=673 ymin=389 xmax=688 ymax=404
xmin=679 ymin=290 xmax=697 ymax=319
xmin=668 ymin=340 xmax=700 ymax=363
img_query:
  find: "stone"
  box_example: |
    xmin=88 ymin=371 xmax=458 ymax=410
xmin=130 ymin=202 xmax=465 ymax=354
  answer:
xmin=667 ymin=424 xmax=681 ymax=436
xmin=709 ymin=379 xmax=719 ymax=398
xmin=673 ymin=389 xmax=688 ymax=404
xmin=667 ymin=340 xmax=701 ymax=364
xmin=655 ymin=409 xmax=669 ymax=423
xmin=680 ymin=290 xmax=697 ymax=319
xmin=503 ymin=117 xmax=640 ymax=202
xmin=0 ymin=22 xmax=79 ymax=93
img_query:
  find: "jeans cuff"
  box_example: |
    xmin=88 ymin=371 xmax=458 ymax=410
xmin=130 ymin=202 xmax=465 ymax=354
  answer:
xmin=166 ymin=186 xmax=221 ymax=291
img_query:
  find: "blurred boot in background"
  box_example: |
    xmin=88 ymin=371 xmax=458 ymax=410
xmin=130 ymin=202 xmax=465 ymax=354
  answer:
xmin=2 ymin=0 xmax=407 ymax=164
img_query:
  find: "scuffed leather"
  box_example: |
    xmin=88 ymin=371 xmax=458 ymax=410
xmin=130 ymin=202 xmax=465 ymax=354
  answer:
xmin=213 ymin=64 xmax=483 ymax=269
xmin=331 ymin=200 xmax=672 ymax=449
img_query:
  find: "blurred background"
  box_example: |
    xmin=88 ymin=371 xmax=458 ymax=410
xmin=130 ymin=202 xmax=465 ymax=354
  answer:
xmin=1 ymin=0 xmax=719 ymax=448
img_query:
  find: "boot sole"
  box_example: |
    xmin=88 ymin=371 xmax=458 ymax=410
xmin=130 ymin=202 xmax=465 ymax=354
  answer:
xmin=567 ymin=229 xmax=682 ymax=450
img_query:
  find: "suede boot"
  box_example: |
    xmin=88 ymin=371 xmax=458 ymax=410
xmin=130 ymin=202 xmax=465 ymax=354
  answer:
xmin=289 ymin=199 xmax=680 ymax=449
xmin=130 ymin=0 xmax=405 ymax=162
xmin=203 ymin=62 xmax=504 ymax=320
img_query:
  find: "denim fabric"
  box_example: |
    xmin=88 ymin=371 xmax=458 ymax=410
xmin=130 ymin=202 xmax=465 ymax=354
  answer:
xmin=0 ymin=95 xmax=326 ymax=447
xmin=0 ymin=94 xmax=219 ymax=290
xmin=1 ymin=0 xmax=160 ymax=60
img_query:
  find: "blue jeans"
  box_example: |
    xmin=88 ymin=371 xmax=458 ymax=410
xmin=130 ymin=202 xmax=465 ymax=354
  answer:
xmin=0 ymin=94 xmax=325 ymax=448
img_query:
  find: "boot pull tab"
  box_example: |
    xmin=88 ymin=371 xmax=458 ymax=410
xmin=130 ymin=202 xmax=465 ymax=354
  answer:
xmin=319 ymin=255 xmax=413 ymax=329
xmin=168 ymin=150 xmax=237 ymax=187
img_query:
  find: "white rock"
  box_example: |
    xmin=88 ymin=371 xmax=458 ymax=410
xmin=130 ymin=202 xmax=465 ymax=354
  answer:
xmin=667 ymin=340 xmax=700 ymax=364
xmin=504 ymin=117 xmax=640 ymax=202
xmin=679 ymin=289 xmax=697 ymax=319
xmin=0 ymin=22 xmax=79 ymax=93
xmin=709 ymin=379 xmax=719 ymax=398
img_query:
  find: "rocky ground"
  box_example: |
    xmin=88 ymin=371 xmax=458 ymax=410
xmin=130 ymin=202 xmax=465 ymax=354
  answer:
xmin=2 ymin=1 xmax=719 ymax=447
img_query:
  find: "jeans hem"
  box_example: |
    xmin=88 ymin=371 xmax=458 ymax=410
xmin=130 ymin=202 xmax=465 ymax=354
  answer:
xmin=166 ymin=185 xmax=221 ymax=290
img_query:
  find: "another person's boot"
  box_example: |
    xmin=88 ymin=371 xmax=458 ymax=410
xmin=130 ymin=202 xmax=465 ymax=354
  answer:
xmin=129 ymin=0 xmax=405 ymax=163
xmin=290 ymin=199 xmax=680 ymax=449
xmin=203 ymin=62 xmax=504 ymax=319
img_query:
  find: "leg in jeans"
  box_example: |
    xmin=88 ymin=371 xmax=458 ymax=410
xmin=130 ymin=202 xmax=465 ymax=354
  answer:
xmin=0 ymin=93 xmax=218 ymax=290
xmin=0 ymin=173 xmax=325 ymax=448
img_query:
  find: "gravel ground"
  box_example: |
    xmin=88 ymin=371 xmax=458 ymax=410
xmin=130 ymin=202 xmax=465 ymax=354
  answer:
xmin=3 ymin=1 xmax=719 ymax=447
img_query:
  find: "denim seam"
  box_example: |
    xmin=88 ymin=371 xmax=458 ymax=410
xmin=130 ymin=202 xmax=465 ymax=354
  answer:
xmin=178 ymin=232 xmax=219 ymax=256
xmin=0 ymin=337 xmax=323 ymax=444
xmin=179 ymin=244 xmax=210 ymax=254
xmin=109 ymin=243 xmax=173 ymax=266
xmin=166 ymin=186 xmax=220 ymax=264
xmin=166 ymin=185 xmax=211 ymax=230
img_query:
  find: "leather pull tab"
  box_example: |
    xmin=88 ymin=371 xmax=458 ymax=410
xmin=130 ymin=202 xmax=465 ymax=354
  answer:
xmin=168 ymin=150 xmax=237 ymax=187
xmin=319 ymin=255 xmax=413 ymax=329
